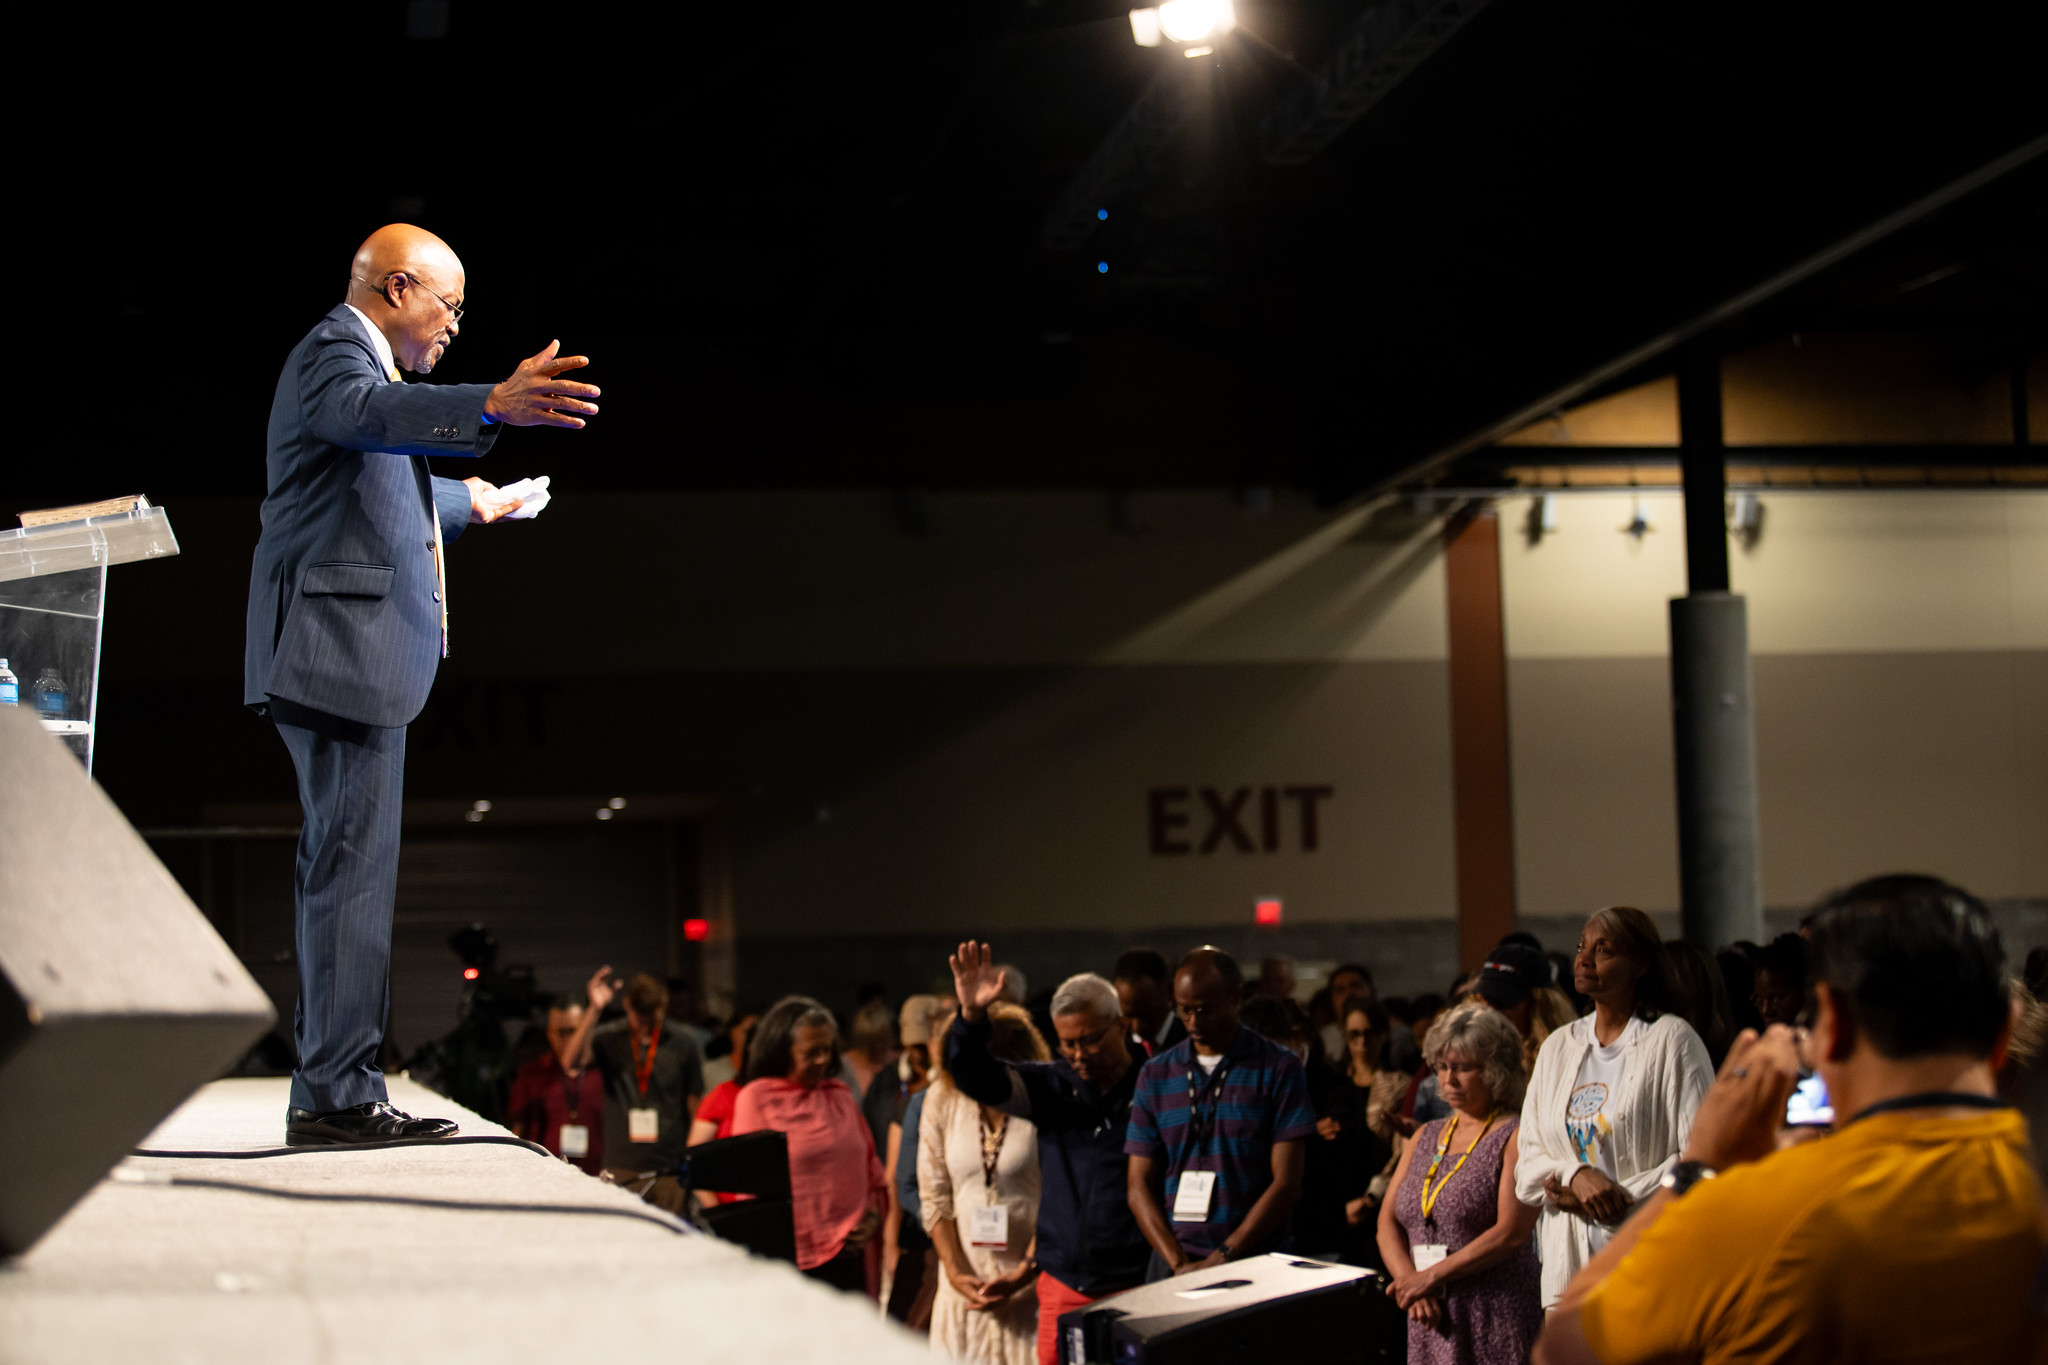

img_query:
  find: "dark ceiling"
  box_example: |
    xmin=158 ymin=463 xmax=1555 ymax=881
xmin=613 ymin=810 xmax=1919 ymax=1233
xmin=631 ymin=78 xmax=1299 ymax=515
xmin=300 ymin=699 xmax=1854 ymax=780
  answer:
xmin=22 ymin=0 xmax=2046 ymax=510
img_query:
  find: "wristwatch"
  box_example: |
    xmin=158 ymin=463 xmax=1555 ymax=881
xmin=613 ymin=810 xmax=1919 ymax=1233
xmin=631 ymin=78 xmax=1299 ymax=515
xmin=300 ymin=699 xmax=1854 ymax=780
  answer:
xmin=1660 ymin=1160 xmax=1717 ymax=1197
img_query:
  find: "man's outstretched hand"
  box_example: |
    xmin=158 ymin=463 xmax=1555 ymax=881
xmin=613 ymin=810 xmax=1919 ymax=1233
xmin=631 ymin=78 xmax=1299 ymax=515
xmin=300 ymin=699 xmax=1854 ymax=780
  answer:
xmin=463 ymin=477 xmax=523 ymax=524
xmin=948 ymin=941 xmax=1009 ymax=1024
xmin=485 ymin=341 xmax=599 ymax=428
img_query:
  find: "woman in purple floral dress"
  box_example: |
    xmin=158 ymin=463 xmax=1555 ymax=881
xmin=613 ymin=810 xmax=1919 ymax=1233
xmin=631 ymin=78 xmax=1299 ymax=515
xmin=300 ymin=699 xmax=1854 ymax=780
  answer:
xmin=1377 ymin=1002 xmax=1543 ymax=1364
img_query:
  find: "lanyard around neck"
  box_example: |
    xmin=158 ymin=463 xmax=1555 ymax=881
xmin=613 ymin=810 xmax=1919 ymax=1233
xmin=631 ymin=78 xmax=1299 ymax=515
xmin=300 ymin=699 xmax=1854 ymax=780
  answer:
xmin=1420 ymin=1110 xmax=1498 ymax=1225
xmin=631 ymin=1026 xmax=661 ymax=1097
xmin=1845 ymin=1091 xmax=2001 ymax=1127
xmin=1179 ymin=1053 xmax=1234 ymax=1167
xmin=979 ymin=1110 xmax=1009 ymax=1200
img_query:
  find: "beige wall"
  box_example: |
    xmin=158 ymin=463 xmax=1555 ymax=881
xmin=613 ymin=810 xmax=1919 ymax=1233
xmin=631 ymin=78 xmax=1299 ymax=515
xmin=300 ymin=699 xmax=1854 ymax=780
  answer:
xmin=130 ymin=485 xmax=2044 ymax=948
xmin=1503 ymin=490 xmax=2047 ymax=916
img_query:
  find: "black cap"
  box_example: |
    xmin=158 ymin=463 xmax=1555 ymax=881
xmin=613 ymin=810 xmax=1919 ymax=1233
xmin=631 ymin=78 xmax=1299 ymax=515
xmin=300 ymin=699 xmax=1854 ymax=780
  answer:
xmin=1475 ymin=943 xmax=1549 ymax=1008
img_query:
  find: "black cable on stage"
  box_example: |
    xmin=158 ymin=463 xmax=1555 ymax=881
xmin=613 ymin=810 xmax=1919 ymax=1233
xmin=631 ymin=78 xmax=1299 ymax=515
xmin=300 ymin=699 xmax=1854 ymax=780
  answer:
xmin=131 ymin=1134 xmax=555 ymax=1159
xmin=122 ymin=1174 xmax=693 ymax=1236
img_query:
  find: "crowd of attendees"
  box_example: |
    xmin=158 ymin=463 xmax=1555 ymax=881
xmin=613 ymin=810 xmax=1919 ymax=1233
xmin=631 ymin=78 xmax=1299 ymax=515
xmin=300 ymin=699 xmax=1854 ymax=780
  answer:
xmin=499 ymin=874 xmax=2046 ymax=1364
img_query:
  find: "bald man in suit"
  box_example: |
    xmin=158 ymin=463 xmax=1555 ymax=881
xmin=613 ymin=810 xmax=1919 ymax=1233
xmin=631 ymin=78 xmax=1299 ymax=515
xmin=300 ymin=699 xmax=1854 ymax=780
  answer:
xmin=245 ymin=224 xmax=598 ymax=1144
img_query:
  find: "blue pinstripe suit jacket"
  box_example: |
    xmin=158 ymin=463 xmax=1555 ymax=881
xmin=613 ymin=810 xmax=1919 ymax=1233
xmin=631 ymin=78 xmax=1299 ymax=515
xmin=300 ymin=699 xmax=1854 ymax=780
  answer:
xmin=244 ymin=305 xmax=503 ymax=728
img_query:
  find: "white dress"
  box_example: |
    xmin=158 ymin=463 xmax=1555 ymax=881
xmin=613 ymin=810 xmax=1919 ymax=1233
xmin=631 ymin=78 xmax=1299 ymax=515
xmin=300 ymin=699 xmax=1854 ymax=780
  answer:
xmin=918 ymin=1082 xmax=1040 ymax=1365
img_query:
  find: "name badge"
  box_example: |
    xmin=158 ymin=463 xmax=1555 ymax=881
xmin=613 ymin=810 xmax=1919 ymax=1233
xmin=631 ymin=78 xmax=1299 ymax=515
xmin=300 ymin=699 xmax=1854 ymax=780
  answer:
xmin=628 ymin=1107 xmax=660 ymax=1143
xmin=1411 ymin=1243 xmax=1448 ymax=1271
xmin=1172 ymin=1170 xmax=1217 ymax=1223
xmin=557 ymin=1123 xmax=589 ymax=1159
xmin=969 ymin=1204 xmax=1010 ymax=1248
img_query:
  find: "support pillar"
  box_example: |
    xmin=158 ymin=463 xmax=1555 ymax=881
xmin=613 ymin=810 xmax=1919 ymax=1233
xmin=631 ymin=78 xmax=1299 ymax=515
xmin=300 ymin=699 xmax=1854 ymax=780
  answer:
xmin=1445 ymin=506 xmax=1518 ymax=969
xmin=1671 ymin=354 xmax=1763 ymax=949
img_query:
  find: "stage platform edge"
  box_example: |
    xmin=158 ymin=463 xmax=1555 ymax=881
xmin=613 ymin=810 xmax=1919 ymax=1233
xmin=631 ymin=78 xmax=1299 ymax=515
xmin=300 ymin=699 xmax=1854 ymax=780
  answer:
xmin=0 ymin=1076 xmax=927 ymax=1365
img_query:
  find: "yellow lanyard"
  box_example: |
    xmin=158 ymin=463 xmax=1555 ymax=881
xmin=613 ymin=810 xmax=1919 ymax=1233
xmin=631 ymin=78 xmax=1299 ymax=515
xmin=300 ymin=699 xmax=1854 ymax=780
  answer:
xmin=1419 ymin=1109 xmax=1498 ymax=1225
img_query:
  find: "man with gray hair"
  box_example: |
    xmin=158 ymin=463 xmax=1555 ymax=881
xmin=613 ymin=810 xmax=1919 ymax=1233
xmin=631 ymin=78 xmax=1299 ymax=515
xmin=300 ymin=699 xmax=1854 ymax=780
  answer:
xmin=946 ymin=942 xmax=1152 ymax=1365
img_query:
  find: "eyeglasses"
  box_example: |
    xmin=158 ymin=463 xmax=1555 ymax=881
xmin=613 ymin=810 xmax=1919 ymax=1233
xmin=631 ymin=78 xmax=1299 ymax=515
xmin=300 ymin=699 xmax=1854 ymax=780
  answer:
xmin=356 ymin=271 xmax=464 ymax=324
xmin=1057 ymin=1020 xmax=1120 ymax=1056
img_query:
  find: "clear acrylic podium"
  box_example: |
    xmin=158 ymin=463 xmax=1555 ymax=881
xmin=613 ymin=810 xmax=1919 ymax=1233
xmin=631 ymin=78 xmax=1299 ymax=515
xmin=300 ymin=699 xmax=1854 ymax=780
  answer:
xmin=0 ymin=505 xmax=180 ymax=774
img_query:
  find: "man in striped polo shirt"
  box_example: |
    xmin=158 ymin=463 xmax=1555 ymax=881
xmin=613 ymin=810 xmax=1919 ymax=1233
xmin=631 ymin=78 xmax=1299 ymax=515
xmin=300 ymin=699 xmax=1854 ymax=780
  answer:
xmin=1125 ymin=947 xmax=1316 ymax=1278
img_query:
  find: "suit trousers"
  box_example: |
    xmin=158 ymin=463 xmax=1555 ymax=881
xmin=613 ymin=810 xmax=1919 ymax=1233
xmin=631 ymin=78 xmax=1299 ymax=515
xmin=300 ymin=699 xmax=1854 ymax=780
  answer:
xmin=272 ymin=696 xmax=405 ymax=1112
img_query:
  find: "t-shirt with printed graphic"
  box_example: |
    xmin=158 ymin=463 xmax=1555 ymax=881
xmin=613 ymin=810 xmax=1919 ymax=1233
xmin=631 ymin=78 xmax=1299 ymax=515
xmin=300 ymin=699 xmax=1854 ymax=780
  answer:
xmin=1565 ymin=1017 xmax=1641 ymax=1249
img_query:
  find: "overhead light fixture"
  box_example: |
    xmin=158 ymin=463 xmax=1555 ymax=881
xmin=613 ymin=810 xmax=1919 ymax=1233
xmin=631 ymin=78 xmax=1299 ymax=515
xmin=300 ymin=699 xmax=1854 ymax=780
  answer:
xmin=1129 ymin=0 xmax=1234 ymax=47
xmin=1729 ymin=491 xmax=1763 ymax=547
xmin=608 ymin=797 xmax=627 ymax=810
xmin=1623 ymin=495 xmax=1652 ymax=541
xmin=595 ymin=808 xmax=614 ymax=821
xmin=1525 ymin=492 xmax=1560 ymax=545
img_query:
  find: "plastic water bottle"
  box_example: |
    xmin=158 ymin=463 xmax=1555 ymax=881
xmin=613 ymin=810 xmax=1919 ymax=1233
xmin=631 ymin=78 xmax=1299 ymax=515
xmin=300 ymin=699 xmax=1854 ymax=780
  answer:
xmin=0 ymin=659 xmax=16 ymax=707
xmin=33 ymin=668 xmax=68 ymax=720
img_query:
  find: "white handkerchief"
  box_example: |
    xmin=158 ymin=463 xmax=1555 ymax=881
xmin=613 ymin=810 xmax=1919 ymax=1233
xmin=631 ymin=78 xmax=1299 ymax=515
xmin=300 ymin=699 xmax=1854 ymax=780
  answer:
xmin=489 ymin=475 xmax=552 ymax=520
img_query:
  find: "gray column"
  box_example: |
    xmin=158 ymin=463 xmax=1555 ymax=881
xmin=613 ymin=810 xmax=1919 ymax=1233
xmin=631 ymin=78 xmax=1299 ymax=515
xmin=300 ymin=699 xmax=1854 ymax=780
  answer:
xmin=1670 ymin=594 xmax=1763 ymax=948
xmin=1671 ymin=354 xmax=1763 ymax=948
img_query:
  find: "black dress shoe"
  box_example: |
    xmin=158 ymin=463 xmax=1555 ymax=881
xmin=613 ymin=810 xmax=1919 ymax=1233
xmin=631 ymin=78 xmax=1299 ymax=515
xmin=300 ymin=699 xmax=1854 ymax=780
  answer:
xmin=286 ymin=1101 xmax=461 ymax=1146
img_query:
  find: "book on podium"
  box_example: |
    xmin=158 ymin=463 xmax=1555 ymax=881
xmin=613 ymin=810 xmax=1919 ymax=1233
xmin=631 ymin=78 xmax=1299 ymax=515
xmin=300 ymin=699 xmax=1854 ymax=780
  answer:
xmin=0 ymin=496 xmax=180 ymax=774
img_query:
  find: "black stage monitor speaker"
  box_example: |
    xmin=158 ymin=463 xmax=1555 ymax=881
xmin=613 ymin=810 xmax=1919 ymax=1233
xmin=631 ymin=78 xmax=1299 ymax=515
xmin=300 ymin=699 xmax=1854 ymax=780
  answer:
xmin=679 ymin=1130 xmax=797 ymax=1264
xmin=0 ymin=708 xmax=275 ymax=1255
xmin=1057 ymin=1254 xmax=1403 ymax=1365
xmin=680 ymin=1129 xmax=792 ymax=1199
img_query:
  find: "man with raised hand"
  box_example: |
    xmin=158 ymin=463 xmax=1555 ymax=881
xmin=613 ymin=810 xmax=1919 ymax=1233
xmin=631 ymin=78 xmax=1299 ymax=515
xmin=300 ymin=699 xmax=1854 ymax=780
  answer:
xmin=246 ymin=223 xmax=599 ymax=1145
xmin=1125 ymin=946 xmax=1316 ymax=1279
xmin=947 ymin=942 xmax=1153 ymax=1365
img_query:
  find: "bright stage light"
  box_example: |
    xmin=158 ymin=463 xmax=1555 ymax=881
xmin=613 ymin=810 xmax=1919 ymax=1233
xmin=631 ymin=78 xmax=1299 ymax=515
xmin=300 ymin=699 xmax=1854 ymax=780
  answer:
xmin=1130 ymin=1 xmax=1235 ymax=46
xmin=1158 ymin=0 xmax=1234 ymax=43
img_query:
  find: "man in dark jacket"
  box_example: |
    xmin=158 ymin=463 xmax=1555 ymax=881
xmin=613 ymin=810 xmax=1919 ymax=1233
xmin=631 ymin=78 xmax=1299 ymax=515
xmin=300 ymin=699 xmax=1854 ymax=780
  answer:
xmin=246 ymin=223 xmax=599 ymax=1144
xmin=947 ymin=941 xmax=1152 ymax=1365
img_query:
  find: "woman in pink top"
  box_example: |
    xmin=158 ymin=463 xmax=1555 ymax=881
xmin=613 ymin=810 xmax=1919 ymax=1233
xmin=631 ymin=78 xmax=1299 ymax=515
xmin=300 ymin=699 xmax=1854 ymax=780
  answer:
xmin=732 ymin=996 xmax=889 ymax=1292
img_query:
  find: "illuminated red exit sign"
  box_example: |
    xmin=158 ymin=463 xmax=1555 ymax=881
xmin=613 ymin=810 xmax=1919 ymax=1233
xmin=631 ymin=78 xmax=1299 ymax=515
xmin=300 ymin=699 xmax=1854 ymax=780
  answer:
xmin=683 ymin=918 xmax=712 ymax=942
xmin=1255 ymin=899 xmax=1283 ymax=926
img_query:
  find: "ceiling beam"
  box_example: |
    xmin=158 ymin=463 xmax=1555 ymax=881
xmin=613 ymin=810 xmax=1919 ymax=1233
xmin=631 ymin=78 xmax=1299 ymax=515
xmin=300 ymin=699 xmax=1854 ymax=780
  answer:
xmin=1376 ymin=132 xmax=2048 ymax=495
xmin=1263 ymin=0 xmax=1493 ymax=166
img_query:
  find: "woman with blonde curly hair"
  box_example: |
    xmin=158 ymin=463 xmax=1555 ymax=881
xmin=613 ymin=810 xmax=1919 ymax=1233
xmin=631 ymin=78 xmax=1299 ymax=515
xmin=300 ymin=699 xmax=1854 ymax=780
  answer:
xmin=1378 ymin=1002 xmax=1541 ymax=1364
xmin=920 ymin=1000 xmax=1050 ymax=1364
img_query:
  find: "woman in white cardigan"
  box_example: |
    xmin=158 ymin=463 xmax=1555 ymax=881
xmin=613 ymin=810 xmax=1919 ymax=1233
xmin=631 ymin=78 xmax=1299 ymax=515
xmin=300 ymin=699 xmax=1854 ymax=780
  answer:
xmin=1515 ymin=906 xmax=1714 ymax=1308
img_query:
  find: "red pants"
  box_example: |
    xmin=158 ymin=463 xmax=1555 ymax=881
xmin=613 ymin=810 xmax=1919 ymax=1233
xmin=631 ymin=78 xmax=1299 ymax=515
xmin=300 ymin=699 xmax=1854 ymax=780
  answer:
xmin=1036 ymin=1270 xmax=1100 ymax=1365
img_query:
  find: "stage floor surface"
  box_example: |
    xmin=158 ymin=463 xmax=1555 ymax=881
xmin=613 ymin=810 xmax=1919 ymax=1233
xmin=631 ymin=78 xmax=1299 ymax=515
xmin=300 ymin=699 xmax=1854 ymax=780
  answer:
xmin=0 ymin=1076 xmax=929 ymax=1365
